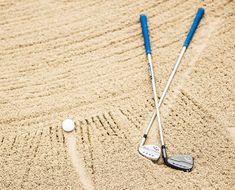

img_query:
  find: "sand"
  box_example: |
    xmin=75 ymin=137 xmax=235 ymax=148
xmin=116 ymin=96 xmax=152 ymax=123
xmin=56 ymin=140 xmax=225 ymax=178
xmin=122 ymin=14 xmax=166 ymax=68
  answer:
xmin=0 ymin=0 xmax=234 ymax=189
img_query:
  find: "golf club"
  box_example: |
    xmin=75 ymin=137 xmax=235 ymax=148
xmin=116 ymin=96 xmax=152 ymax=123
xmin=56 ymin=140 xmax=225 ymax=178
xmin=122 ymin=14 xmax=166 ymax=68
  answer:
xmin=138 ymin=14 xmax=161 ymax=161
xmin=155 ymin=8 xmax=204 ymax=172
xmin=139 ymin=8 xmax=204 ymax=166
xmin=147 ymin=8 xmax=205 ymax=136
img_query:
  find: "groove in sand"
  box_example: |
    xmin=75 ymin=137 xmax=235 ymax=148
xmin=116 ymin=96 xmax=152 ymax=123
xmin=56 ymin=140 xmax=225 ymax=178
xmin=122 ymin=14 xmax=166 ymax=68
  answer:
xmin=66 ymin=134 xmax=95 ymax=190
xmin=161 ymin=19 xmax=222 ymax=114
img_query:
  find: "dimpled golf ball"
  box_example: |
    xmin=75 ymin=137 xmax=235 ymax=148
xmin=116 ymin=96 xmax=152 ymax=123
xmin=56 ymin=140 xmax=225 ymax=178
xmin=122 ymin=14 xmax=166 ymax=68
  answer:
xmin=62 ymin=118 xmax=75 ymax=132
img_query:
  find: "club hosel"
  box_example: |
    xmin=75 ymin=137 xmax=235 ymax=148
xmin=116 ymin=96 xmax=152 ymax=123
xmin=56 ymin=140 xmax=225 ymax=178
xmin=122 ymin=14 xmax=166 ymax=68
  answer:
xmin=140 ymin=134 xmax=147 ymax=146
xmin=161 ymin=145 xmax=168 ymax=163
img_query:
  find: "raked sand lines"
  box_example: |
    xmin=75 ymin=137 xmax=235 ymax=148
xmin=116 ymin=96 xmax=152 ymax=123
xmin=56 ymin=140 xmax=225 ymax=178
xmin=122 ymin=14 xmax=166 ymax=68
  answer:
xmin=1 ymin=0 xmax=235 ymax=189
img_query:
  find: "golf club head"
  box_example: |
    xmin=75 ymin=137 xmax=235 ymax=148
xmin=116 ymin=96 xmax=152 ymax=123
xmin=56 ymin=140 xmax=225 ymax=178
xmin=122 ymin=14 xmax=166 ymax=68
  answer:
xmin=167 ymin=155 xmax=194 ymax=172
xmin=138 ymin=145 xmax=161 ymax=161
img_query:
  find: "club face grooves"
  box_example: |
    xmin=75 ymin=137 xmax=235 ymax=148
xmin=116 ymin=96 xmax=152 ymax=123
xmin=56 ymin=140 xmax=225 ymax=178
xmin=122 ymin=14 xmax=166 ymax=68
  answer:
xmin=138 ymin=145 xmax=161 ymax=161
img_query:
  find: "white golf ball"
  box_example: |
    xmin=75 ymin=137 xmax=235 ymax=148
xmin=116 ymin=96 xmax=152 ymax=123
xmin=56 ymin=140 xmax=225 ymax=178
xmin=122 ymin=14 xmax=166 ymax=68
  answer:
xmin=62 ymin=118 xmax=75 ymax=132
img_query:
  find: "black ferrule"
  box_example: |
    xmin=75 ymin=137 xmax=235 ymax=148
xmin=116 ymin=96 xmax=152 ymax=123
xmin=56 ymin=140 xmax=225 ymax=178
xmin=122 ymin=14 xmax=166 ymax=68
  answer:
xmin=161 ymin=145 xmax=168 ymax=163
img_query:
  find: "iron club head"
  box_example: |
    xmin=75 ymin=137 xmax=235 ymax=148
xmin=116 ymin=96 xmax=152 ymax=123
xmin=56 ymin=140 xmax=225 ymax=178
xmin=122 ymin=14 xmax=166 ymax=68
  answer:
xmin=162 ymin=145 xmax=194 ymax=172
xmin=167 ymin=155 xmax=194 ymax=172
xmin=138 ymin=144 xmax=161 ymax=161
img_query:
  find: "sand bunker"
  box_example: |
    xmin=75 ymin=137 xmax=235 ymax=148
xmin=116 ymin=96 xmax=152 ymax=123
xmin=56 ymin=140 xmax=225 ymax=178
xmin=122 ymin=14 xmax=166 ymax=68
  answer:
xmin=0 ymin=0 xmax=234 ymax=189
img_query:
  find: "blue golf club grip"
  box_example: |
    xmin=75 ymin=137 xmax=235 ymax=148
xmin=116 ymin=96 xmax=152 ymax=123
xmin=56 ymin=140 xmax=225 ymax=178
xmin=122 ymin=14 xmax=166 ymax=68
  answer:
xmin=140 ymin=15 xmax=151 ymax=54
xmin=183 ymin=8 xmax=204 ymax=48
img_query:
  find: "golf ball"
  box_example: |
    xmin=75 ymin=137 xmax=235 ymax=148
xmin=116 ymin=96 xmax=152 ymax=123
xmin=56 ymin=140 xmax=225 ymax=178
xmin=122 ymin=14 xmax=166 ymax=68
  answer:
xmin=62 ymin=118 xmax=75 ymax=132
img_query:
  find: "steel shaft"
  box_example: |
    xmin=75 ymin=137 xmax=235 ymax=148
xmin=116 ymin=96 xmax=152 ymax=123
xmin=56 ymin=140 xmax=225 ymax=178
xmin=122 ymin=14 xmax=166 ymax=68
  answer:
xmin=147 ymin=46 xmax=186 ymax=136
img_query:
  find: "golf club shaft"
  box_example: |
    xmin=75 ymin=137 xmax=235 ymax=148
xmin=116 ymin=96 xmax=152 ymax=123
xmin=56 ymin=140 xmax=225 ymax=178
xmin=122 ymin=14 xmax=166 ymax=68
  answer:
xmin=147 ymin=54 xmax=165 ymax=146
xmin=140 ymin=42 xmax=186 ymax=146
xmin=146 ymin=8 xmax=205 ymax=139
xmin=140 ymin=15 xmax=164 ymax=146
xmin=147 ymin=46 xmax=186 ymax=130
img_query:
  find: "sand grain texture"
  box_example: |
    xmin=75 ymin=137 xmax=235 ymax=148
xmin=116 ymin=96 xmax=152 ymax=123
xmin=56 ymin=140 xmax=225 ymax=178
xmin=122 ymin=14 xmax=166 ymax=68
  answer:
xmin=0 ymin=0 xmax=235 ymax=189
